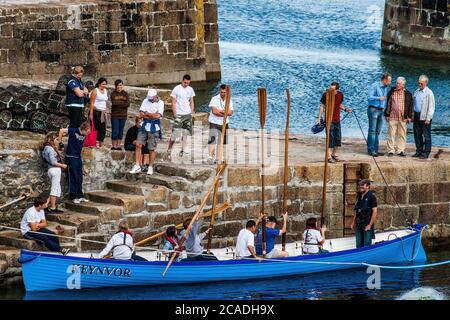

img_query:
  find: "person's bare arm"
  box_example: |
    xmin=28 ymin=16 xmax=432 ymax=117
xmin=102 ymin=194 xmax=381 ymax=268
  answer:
xmin=211 ymin=106 xmax=224 ymax=117
xmin=59 ymin=128 xmax=68 ymax=142
xmin=89 ymin=89 xmax=96 ymax=120
xmin=37 ymin=218 xmax=48 ymax=229
xmin=317 ymin=104 xmax=325 ymax=123
xmin=172 ymin=97 xmax=177 ymax=117
xmin=73 ymin=87 xmax=85 ymax=98
xmin=247 ymin=245 xmax=257 ymax=258
xmin=190 ymin=97 xmax=195 ymax=114
xmin=280 ymin=212 xmax=288 ymax=234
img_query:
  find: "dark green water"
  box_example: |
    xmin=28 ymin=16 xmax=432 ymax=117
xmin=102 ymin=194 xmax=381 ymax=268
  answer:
xmin=0 ymin=245 xmax=449 ymax=300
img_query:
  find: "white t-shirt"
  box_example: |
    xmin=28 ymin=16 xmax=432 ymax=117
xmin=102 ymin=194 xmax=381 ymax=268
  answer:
xmin=208 ymin=94 xmax=234 ymax=125
xmin=171 ymin=84 xmax=195 ymax=116
xmin=302 ymin=229 xmax=323 ymax=254
xmin=139 ymin=98 xmax=165 ymax=132
xmin=235 ymin=228 xmax=255 ymax=258
xmin=20 ymin=206 xmax=45 ymax=235
xmin=98 ymin=232 xmax=134 ymax=260
xmin=92 ymin=88 xmax=108 ymax=112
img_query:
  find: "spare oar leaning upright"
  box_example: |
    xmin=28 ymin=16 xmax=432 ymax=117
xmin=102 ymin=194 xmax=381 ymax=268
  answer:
xmin=282 ymin=89 xmax=291 ymax=251
xmin=162 ymin=163 xmax=227 ymax=276
xmin=207 ymin=85 xmax=232 ymax=253
xmin=320 ymin=87 xmax=336 ymax=227
xmin=257 ymin=87 xmax=267 ymax=258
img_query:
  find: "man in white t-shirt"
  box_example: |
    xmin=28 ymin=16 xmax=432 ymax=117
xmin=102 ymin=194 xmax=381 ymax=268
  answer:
xmin=205 ymin=84 xmax=234 ymax=165
xmin=235 ymin=220 xmax=260 ymax=260
xmin=166 ymin=74 xmax=195 ymax=161
xmin=302 ymin=217 xmax=328 ymax=254
xmin=130 ymin=89 xmax=164 ymax=175
xmin=20 ymin=195 xmax=69 ymax=255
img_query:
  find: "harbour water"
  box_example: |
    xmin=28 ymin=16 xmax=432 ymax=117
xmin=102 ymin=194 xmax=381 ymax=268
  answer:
xmin=199 ymin=0 xmax=450 ymax=147
xmin=0 ymin=246 xmax=449 ymax=300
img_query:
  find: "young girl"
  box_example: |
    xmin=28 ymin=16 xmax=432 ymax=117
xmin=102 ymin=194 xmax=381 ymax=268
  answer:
xmin=163 ymin=226 xmax=183 ymax=260
xmin=302 ymin=218 xmax=328 ymax=254
xmin=41 ymin=132 xmax=67 ymax=214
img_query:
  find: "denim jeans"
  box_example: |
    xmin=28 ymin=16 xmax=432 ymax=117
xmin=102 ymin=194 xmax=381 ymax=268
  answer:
xmin=367 ymin=107 xmax=384 ymax=154
xmin=355 ymin=228 xmax=373 ymax=248
xmin=329 ymin=122 xmax=342 ymax=148
xmin=24 ymin=228 xmax=61 ymax=252
xmin=111 ymin=119 xmax=127 ymax=140
xmin=413 ymin=112 xmax=432 ymax=157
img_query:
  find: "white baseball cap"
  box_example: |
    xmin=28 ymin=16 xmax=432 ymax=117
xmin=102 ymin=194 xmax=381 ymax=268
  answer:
xmin=147 ymin=89 xmax=157 ymax=98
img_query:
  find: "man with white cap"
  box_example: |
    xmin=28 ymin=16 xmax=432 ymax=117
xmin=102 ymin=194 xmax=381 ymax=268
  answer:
xmin=129 ymin=88 xmax=164 ymax=175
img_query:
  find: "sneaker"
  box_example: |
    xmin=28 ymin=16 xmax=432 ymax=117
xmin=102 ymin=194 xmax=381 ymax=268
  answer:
xmin=206 ymin=156 xmax=214 ymax=165
xmin=72 ymin=198 xmax=81 ymax=204
xmin=61 ymin=248 xmax=70 ymax=256
xmin=388 ymin=152 xmax=394 ymax=157
xmin=398 ymin=152 xmax=406 ymax=157
xmin=79 ymin=197 xmax=89 ymax=203
xmin=129 ymin=165 xmax=142 ymax=174
xmin=147 ymin=166 xmax=154 ymax=175
xmin=331 ymin=155 xmax=339 ymax=162
xmin=327 ymin=158 xmax=335 ymax=163
xmin=412 ymin=153 xmax=422 ymax=158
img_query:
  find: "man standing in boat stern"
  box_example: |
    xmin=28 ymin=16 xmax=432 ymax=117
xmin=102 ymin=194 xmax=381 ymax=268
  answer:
xmin=351 ymin=179 xmax=378 ymax=248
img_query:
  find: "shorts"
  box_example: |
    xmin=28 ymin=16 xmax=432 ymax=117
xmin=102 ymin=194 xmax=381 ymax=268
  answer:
xmin=208 ymin=123 xmax=228 ymax=145
xmin=48 ymin=167 xmax=62 ymax=197
xmin=329 ymin=122 xmax=342 ymax=148
xmin=136 ymin=131 xmax=159 ymax=151
xmin=266 ymin=249 xmax=283 ymax=258
xmin=171 ymin=114 xmax=193 ymax=139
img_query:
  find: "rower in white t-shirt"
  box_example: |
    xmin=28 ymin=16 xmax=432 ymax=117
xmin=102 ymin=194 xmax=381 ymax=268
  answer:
xmin=166 ymin=74 xmax=196 ymax=161
xmin=205 ymin=84 xmax=234 ymax=165
xmin=302 ymin=217 xmax=328 ymax=254
xmin=235 ymin=220 xmax=260 ymax=259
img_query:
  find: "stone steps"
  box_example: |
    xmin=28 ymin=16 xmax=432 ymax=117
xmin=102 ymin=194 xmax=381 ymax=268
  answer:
xmin=46 ymin=221 xmax=77 ymax=244
xmin=125 ymin=172 xmax=190 ymax=191
xmin=0 ymin=260 xmax=7 ymax=274
xmin=105 ymin=180 xmax=169 ymax=203
xmin=86 ymin=191 xmax=145 ymax=214
xmin=0 ymin=231 xmax=43 ymax=251
xmin=154 ymin=163 xmax=214 ymax=181
xmin=46 ymin=211 xmax=100 ymax=233
xmin=146 ymin=202 xmax=168 ymax=212
xmin=65 ymin=201 xmax=123 ymax=222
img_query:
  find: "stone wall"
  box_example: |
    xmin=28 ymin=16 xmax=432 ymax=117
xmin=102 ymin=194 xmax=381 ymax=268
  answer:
xmin=0 ymin=0 xmax=221 ymax=85
xmin=382 ymin=0 xmax=450 ymax=57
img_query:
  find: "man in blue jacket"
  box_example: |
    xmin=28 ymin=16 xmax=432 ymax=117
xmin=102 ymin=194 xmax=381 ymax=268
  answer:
xmin=367 ymin=73 xmax=392 ymax=156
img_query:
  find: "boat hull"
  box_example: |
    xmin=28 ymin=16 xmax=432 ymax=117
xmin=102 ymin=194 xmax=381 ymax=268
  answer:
xmin=19 ymin=227 xmax=426 ymax=292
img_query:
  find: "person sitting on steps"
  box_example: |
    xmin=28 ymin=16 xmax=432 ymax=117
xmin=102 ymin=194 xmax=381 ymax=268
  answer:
xmin=20 ymin=194 xmax=70 ymax=255
xmin=124 ymin=116 xmax=150 ymax=172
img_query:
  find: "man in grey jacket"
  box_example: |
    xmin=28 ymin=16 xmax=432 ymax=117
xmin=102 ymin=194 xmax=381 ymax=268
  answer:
xmin=412 ymin=75 xmax=435 ymax=160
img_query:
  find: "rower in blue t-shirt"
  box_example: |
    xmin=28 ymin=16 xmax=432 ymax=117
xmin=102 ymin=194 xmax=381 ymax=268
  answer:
xmin=255 ymin=213 xmax=289 ymax=258
xmin=58 ymin=122 xmax=91 ymax=204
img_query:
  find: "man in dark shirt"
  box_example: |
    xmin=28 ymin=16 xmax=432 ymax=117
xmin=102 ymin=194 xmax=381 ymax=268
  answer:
xmin=59 ymin=122 xmax=91 ymax=204
xmin=317 ymin=81 xmax=352 ymax=163
xmin=351 ymin=179 xmax=378 ymax=248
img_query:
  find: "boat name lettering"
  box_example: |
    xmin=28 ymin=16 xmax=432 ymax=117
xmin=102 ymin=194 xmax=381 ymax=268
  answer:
xmin=71 ymin=264 xmax=132 ymax=277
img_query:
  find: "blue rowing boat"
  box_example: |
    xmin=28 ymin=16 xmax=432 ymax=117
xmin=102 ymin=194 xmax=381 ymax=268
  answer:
xmin=19 ymin=225 xmax=426 ymax=292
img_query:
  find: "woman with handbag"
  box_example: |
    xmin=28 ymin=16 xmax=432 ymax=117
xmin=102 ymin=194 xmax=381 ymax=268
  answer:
xmin=41 ymin=132 xmax=68 ymax=214
xmin=89 ymin=78 xmax=109 ymax=147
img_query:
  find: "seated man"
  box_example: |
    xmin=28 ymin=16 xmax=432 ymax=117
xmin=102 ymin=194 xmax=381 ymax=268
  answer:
xmin=124 ymin=116 xmax=150 ymax=170
xmin=302 ymin=218 xmax=328 ymax=254
xmin=179 ymin=218 xmax=216 ymax=261
xmin=255 ymin=213 xmax=289 ymax=258
xmin=20 ymin=194 xmax=69 ymax=255
xmin=98 ymin=219 xmax=146 ymax=261
xmin=235 ymin=220 xmax=260 ymax=259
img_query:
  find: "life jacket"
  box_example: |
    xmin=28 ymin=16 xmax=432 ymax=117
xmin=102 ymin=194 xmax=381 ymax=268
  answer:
xmin=111 ymin=231 xmax=134 ymax=255
xmin=165 ymin=236 xmax=183 ymax=258
xmin=354 ymin=190 xmax=375 ymax=229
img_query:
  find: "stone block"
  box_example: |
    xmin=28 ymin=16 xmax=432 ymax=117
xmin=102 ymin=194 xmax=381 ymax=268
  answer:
xmin=169 ymin=193 xmax=181 ymax=209
xmin=78 ymin=233 xmax=107 ymax=251
xmin=224 ymin=206 xmax=247 ymax=221
xmin=212 ymin=221 xmax=243 ymax=238
xmin=227 ymin=167 xmax=260 ymax=187
xmin=204 ymin=3 xmax=218 ymax=24
xmin=147 ymin=203 xmax=168 ymax=212
xmin=205 ymin=43 xmax=220 ymax=62
xmin=180 ymin=24 xmax=196 ymax=39
xmin=163 ymin=25 xmax=180 ymax=41
xmin=152 ymin=212 xmax=184 ymax=229
xmin=125 ymin=213 xmax=150 ymax=229
xmin=204 ymin=23 xmax=218 ymax=43
xmin=168 ymin=40 xmax=188 ymax=53
xmin=409 ymin=183 xmax=433 ymax=204
xmin=433 ymin=182 xmax=450 ymax=203
xmin=419 ymin=203 xmax=450 ymax=225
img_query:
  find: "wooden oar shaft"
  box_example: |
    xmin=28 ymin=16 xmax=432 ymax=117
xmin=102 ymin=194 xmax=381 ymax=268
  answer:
xmin=135 ymin=202 xmax=230 ymax=247
xmin=257 ymin=87 xmax=267 ymax=257
xmin=0 ymin=194 xmax=28 ymax=210
xmin=282 ymin=89 xmax=291 ymax=251
xmin=207 ymin=86 xmax=232 ymax=253
xmin=163 ymin=163 xmax=227 ymax=276
xmin=321 ymin=88 xmax=336 ymax=227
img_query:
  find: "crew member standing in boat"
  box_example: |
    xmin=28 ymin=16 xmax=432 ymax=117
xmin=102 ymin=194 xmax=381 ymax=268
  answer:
xmin=351 ymin=179 xmax=378 ymax=248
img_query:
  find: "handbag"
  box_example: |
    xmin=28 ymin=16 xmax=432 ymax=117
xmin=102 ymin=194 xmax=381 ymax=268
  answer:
xmin=83 ymin=120 xmax=97 ymax=147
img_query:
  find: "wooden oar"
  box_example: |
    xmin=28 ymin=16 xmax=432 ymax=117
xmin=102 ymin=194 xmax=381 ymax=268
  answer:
xmin=257 ymin=87 xmax=267 ymax=257
xmin=207 ymin=85 xmax=232 ymax=253
xmin=162 ymin=163 xmax=227 ymax=276
xmin=320 ymin=87 xmax=336 ymax=227
xmin=135 ymin=202 xmax=230 ymax=247
xmin=282 ymin=89 xmax=291 ymax=251
xmin=0 ymin=191 xmax=33 ymax=211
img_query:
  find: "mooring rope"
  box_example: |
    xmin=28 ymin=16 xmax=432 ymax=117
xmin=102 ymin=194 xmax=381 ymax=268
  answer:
xmin=352 ymin=110 xmax=412 ymax=227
